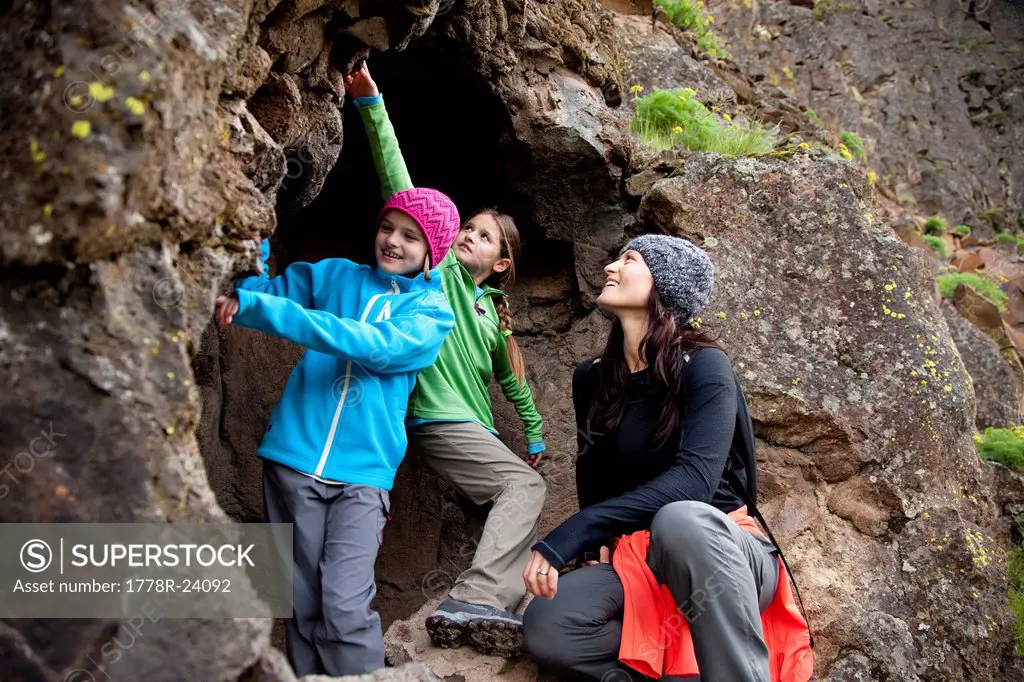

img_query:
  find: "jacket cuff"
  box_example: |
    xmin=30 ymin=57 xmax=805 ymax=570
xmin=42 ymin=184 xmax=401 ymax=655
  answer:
xmin=527 ymin=441 xmax=546 ymax=455
xmin=531 ymin=540 xmax=568 ymax=571
xmin=353 ymin=93 xmax=383 ymax=108
xmin=234 ymin=288 xmax=254 ymax=316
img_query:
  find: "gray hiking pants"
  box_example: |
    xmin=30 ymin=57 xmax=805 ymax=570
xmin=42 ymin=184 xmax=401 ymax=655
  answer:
xmin=263 ymin=461 xmax=390 ymax=677
xmin=410 ymin=421 xmax=546 ymax=611
xmin=524 ymin=501 xmax=779 ymax=681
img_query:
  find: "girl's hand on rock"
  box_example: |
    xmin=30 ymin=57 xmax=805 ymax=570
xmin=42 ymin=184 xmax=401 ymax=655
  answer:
xmin=344 ymin=62 xmax=378 ymax=100
xmin=215 ymin=295 xmax=239 ymax=326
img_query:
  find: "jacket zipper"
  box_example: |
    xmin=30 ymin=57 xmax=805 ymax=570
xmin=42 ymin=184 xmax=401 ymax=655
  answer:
xmin=313 ymin=280 xmax=399 ymax=478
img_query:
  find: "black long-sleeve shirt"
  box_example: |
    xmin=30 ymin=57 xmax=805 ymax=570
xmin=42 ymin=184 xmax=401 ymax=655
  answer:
xmin=534 ymin=347 xmax=745 ymax=570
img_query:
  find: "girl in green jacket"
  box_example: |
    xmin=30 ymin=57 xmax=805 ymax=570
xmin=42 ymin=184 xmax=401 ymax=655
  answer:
xmin=346 ymin=64 xmax=546 ymax=658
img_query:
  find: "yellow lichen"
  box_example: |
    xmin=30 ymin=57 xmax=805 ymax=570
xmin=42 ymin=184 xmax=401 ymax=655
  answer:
xmin=71 ymin=120 xmax=91 ymax=139
xmin=54 ymin=66 xmax=65 ymax=78
xmin=88 ymin=81 xmax=114 ymax=103
xmin=42 ymin=204 xmax=53 ymax=217
xmin=29 ymin=138 xmax=45 ymax=163
xmin=139 ymin=70 xmax=152 ymax=84
xmin=125 ymin=96 xmax=145 ymax=116
xmin=716 ymin=311 xmax=727 ymax=319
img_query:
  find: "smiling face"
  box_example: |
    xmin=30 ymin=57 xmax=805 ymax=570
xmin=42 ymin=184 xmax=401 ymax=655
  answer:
xmin=453 ymin=213 xmax=510 ymax=281
xmin=375 ymin=210 xmax=430 ymax=276
xmin=597 ymin=249 xmax=655 ymax=314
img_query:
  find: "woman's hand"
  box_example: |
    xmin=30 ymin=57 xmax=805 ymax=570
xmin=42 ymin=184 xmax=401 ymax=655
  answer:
xmin=343 ymin=62 xmax=378 ymax=100
xmin=215 ymin=295 xmax=240 ymax=326
xmin=525 ymin=451 xmax=543 ymax=469
xmin=523 ymin=550 xmax=559 ymax=600
xmin=581 ymin=546 xmax=611 ymax=567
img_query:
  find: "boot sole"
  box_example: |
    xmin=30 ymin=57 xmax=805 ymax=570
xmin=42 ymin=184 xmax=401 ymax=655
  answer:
xmin=466 ymin=617 xmax=524 ymax=658
xmin=425 ymin=613 xmax=467 ymax=649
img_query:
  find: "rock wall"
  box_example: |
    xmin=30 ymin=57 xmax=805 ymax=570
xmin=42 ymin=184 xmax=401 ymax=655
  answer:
xmin=2 ymin=0 xmax=1022 ymax=680
xmin=712 ymin=0 xmax=1024 ymax=238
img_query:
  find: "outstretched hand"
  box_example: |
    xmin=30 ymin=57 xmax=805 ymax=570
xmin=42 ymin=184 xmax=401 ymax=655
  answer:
xmin=215 ymin=295 xmax=240 ymax=326
xmin=344 ymin=62 xmax=378 ymax=100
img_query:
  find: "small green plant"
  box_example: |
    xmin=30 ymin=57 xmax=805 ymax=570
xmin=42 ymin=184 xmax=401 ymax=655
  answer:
xmin=654 ymin=0 xmax=729 ymax=58
xmin=840 ymin=131 xmax=866 ymax=160
xmin=1010 ymin=545 xmax=1024 ymax=655
xmin=631 ymin=88 xmax=780 ymax=155
xmin=993 ymin=233 xmax=1024 ymax=250
xmin=923 ymin=235 xmax=949 ymax=259
xmin=899 ymin=192 xmax=917 ymax=208
xmin=812 ymin=0 xmax=830 ymax=20
xmin=975 ymin=425 xmax=1024 ymax=471
xmin=804 ymin=108 xmax=821 ymax=122
xmin=923 ymin=215 xmax=947 ymax=235
xmin=951 ymin=224 xmax=972 ymax=237
xmin=936 ymin=273 xmax=1008 ymax=310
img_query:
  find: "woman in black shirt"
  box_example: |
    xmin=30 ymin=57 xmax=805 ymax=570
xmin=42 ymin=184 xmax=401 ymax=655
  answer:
xmin=521 ymin=235 xmax=781 ymax=682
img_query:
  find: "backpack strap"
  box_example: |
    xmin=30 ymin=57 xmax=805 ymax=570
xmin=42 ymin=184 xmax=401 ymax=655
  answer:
xmin=683 ymin=351 xmax=815 ymax=648
xmin=726 ymin=466 xmax=815 ymax=648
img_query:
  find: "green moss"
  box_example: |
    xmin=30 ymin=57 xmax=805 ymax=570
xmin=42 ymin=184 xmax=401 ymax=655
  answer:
xmin=993 ymin=233 xmax=1024 ymax=250
xmin=923 ymin=215 xmax=947 ymax=235
xmin=935 ymin=273 xmax=1008 ymax=310
xmin=975 ymin=425 xmax=1024 ymax=470
xmin=655 ymin=0 xmax=729 ymax=58
xmin=812 ymin=0 xmax=829 ymax=20
xmin=951 ymin=224 xmax=972 ymax=237
xmin=923 ymin=235 xmax=949 ymax=259
xmin=631 ymin=88 xmax=780 ymax=155
xmin=840 ymin=130 xmax=866 ymax=160
xmin=1010 ymin=546 xmax=1024 ymax=655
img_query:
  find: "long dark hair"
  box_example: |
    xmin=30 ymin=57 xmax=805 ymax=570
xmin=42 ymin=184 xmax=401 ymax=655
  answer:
xmin=589 ymin=288 xmax=723 ymax=447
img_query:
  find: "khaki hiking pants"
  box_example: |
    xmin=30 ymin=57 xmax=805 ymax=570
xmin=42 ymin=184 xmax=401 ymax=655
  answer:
xmin=409 ymin=421 xmax=547 ymax=611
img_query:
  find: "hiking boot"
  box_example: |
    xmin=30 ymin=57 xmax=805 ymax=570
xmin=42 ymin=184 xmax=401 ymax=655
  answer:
xmin=425 ymin=598 xmax=522 ymax=655
xmin=465 ymin=605 xmax=523 ymax=659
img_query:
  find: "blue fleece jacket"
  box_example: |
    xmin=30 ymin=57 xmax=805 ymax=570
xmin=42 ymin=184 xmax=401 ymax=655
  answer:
xmin=233 ymin=239 xmax=455 ymax=490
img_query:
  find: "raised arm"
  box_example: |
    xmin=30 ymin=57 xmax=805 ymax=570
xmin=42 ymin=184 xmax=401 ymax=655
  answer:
xmin=346 ymin=63 xmax=414 ymax=200
xmin=233 ymin=286 xmax=455 ymax=374
xmin=234 ymin=239 xmax=320 ymax=307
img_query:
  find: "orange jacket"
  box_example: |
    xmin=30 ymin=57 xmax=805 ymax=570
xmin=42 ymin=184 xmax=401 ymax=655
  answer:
xmin=612 ymin=507 xmax=814 ymax=680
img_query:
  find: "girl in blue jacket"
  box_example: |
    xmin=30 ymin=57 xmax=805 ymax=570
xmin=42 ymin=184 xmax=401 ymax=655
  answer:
xmin=214 ymin=187 xmax=460 ymax=677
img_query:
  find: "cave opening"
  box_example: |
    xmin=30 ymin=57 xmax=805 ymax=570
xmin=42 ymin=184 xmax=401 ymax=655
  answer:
xmin=272 ymin=43 xmax=570 ymax=281
xmin=200 ymin=42 xmax=583 ymax=633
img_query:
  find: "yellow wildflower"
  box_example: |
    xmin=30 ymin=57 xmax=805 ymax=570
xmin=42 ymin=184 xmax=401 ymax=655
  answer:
xmin=672 ymin=126 xmax=683 ymax=135
xmin=629 ymin=85 xmax=644 ymax=94
xmin=838 ymin=144 xmax=853 ymax=161
xmin=722 ymin=113 xmax=732 ymax=121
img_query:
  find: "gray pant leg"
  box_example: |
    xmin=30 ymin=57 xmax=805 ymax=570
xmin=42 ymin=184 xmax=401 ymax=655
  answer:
xmin=314 ymin=484 xmax=389 ymax=676
xmin=524 ymin=563 xmax=653 ymax=681
xmin=263 ymin=461 xmax=327 ymax=677
xmin=648 ymin=501 xmax=779 ymax=682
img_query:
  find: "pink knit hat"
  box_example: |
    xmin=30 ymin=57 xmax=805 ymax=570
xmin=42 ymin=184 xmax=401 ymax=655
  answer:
xmin=378 ymin=188 xmax=461 ymax=269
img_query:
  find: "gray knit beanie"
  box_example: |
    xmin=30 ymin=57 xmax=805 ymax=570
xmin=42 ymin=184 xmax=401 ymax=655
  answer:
xmin=622 ymin=234 xmax=715 ymax=324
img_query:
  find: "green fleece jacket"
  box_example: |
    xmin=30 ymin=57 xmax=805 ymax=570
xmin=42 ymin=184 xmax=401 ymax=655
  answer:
xmin=357 ymin=98 xmax=545 ymax=452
